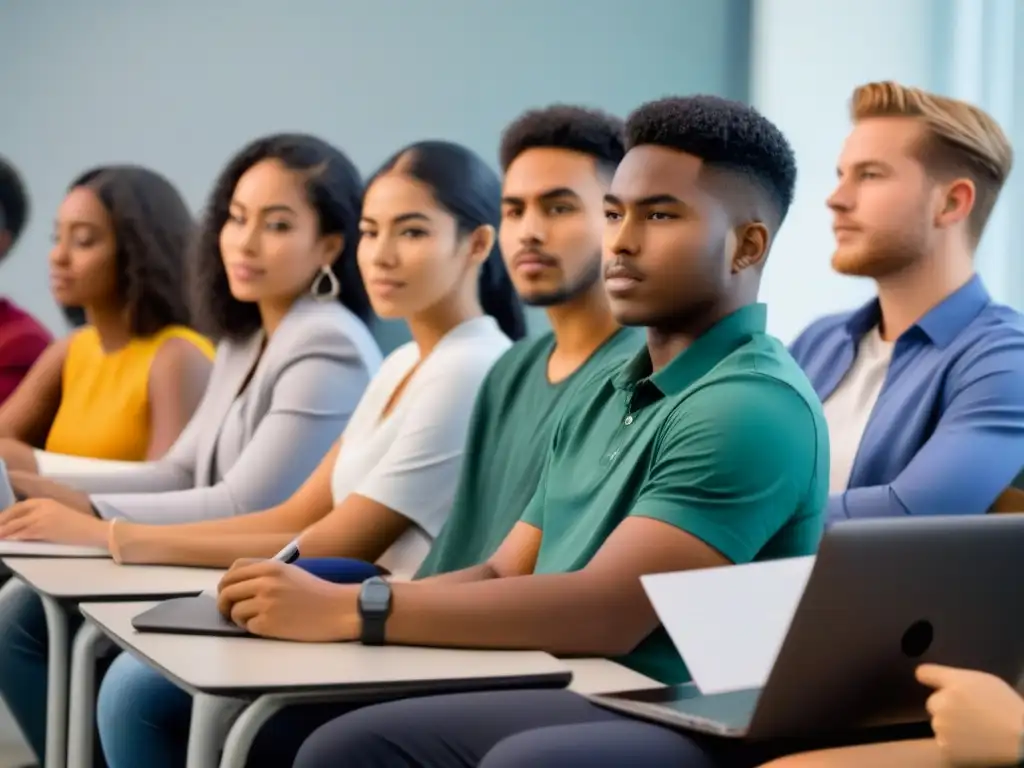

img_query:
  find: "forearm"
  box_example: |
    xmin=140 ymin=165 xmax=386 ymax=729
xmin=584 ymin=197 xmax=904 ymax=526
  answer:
xmin=414 ymin=562 xmax=500 ymax=585
xmin=115 ymin=527 xmax=295 ymax=567
xmin=43 ymin=458 xmax=190 ymax=495
xmin=385 ymin=572 xmax=634 ymax=656
xmin=0 ymin=371 xmax=21 ymax=407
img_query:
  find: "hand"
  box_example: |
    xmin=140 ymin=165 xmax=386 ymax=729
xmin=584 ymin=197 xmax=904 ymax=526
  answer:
xmin=8 ymin=471 xmax=92 ymax=513
xmin=216 ymin=560 xmax=359 ymax=642
xmin=0 ymin=438 xmax=39 ymax=473
xmin=917 ymin=663 xmax=1024 ymax=766
xmin=0 ymin=498 xmax=111 ymax=546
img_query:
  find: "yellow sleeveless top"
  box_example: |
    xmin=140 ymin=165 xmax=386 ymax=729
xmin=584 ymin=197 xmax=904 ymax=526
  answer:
xmin=45 ymin=325 xmax=215 ymax=461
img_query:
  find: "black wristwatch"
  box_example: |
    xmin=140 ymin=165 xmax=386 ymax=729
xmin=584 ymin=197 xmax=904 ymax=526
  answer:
xmin=358 ymin=576 xmax=392 ymax=646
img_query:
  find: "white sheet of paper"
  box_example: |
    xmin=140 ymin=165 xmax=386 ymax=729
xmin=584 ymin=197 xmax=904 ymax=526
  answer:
xmin=641 ymin=556 xmax=815 ymax=695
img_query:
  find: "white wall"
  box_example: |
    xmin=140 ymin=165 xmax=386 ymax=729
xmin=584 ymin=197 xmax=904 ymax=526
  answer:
xmin=750 ymin=0 xmax=942 ymax=342
xmin=0 ymin=0 xmax=748 ymax=350
xmin=751 ymin=0 xmax=1021 ymax=343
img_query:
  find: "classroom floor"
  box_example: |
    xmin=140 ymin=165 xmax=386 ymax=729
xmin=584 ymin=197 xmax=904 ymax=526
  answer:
xmin=0 ymin=705 xmax=34 ymax=767
xmin=0 ymin=745 xmax=33 ymax=768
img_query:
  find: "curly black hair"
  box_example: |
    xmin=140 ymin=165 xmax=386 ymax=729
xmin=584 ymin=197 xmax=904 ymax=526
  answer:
xmin=0 ymin=154 xmax=29 ymax=261
xmin=499 ymin=105 xmax=626 ymax=177
xmin=68 ymin=165 xmax=195 ymax=336
xmin=625 ymin=95 xmax=798 ymax=229
xmin=190 ymin=134 xmax=372 ymax=340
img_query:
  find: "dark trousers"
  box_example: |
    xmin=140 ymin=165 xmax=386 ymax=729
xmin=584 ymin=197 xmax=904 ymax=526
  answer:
xmin=289 ymin=689 xmax=931 ymax=768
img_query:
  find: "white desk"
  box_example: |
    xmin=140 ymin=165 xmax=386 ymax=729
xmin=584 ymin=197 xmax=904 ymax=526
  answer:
xmin=82 ymin=601 xmax=652 ymax=768
xmin=561 ymin=658 xmax=659 ymax=695
xmin=4 ymin=559 xmax=224 ymax=768
xmin=0 ymin=541 xmax=108 ymax=559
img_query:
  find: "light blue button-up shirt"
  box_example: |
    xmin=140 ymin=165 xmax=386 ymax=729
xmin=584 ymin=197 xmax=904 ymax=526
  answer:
xmin=790 ymin=276 xmax=1024 ymax=525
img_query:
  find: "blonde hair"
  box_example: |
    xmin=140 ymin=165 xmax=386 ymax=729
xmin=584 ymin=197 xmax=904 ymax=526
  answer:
xmin=851 ymin=81 xmax=1013 ymax=243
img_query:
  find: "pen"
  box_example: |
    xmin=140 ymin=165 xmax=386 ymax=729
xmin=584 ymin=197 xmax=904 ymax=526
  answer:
xmin=272 ymin=538 xmax=301 ymax=564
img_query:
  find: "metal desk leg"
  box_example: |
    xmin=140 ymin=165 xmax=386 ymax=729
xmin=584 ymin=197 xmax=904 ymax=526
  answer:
xmin=218 ymin=689 xmax=369 ymax=768
xmin=66 ymin=621 xmax=112 ymax=768
xmin=40 ymin=594 xmax=68 ymax=768
xmin=185 ymin=693 xmax=245 ymax=768
xmin=218 ymin=696 xmax=288 ymax=768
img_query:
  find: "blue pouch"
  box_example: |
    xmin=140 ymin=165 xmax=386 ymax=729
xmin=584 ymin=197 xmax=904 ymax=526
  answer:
xmin=293 ymin=557 xmax=384 ymax=584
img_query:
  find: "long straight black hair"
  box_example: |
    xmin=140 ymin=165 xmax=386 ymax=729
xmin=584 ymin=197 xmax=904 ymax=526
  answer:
xmin=369 ymin=141 xmax=526 ymax=341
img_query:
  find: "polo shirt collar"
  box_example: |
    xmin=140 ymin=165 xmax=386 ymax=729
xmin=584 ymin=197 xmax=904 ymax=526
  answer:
xmin=613 ymin=303 xmax=768 ymax=396
xmin=845 ymin=274 xmax=990 ymax=348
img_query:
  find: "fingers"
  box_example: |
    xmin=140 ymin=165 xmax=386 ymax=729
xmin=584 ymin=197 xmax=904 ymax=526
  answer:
xmin=924 ymin=689 xmax=947 ymax=717
xmin=229 ymin=596 xmax=261 ymax=629
xmin=0 ymin=517 xmax=36 ymax=541
xmin=0 ymin=500 xmax=31 ymax=524
xmin=0 ymin=505 xmax=34 ymax=539
xmin=217 ymin=575 xmax=274 ymax=617
xmin=218 ymin=560 xmax=283 ymax=592
xmin=915 ymin=663 xmax=957 ymax=689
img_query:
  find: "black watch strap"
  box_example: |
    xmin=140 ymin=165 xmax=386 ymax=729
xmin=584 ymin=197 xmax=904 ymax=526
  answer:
xmin=358 ymin=576 xmax=392 ymax=646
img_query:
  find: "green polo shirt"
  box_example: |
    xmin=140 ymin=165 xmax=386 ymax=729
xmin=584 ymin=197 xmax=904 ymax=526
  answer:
xmin=417 ymin=327 xmax=642 ymax=578
xmin=521 ymin=303 xmax=829 ymax=684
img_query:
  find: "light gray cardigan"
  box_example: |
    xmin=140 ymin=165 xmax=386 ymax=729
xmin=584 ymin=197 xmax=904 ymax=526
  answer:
xmin=48 ymin=298 xmax=382 ymax=523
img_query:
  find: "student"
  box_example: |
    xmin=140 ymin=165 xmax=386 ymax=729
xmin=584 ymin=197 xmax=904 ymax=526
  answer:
xmin=760 ymin=664 xmax=1024 ymax=767
xmin=92 ymin=106 xmax=635 ymax=767
xmin=0 ymin=165 xmax=214 ymax=471
xmin=0 ymin=133 xmax=384 ymax=766
xmin=0 ymin=154 xmax=52 ymax=405
xmin=92 ymin=139 xmax=525 ymax=768
xmin=789 ymin=81 xmax=1024 ymax=524
xmin=216 ymin=94 xmax=824 ymax=767
xmin=418 ymin=104 xmax=641 ymax=577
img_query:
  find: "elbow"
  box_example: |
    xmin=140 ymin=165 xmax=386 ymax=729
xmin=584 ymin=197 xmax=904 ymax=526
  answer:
xmin=479 ymin=560 xmax=504 ymax=581
xmin=557 ymin=624 xmax=641 ymax=659
xmin=596 ymin=622 xmax=650 ymax=658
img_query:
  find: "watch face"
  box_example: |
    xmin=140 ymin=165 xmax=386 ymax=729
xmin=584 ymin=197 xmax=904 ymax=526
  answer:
xmin=362 ymin=579 xmax=391 ymax=608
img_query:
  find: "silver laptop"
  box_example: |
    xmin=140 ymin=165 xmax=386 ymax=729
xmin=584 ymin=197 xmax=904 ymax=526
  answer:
xmin=592 ymin=515 xmax=1024 ymax=740
xmin=0 ymin=460 xmax=15 ymax=510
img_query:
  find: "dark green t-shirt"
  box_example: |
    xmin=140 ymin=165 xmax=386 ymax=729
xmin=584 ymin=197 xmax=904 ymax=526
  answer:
xmin=415 ymin=327 xmax=642 ymax=578
xmin=521 ymin=304 xmax=829 ymax=684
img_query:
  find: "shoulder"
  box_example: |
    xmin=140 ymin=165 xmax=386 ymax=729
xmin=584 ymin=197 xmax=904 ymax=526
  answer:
xmin=427 ymin=317 xmax=513 ymax=376
xmin=482 ymin=331 xmax=553 ymax=378
xmin=788 ymin=310 xmax=856 ymax=360
xmin=663 ymin=372 xmax=823 ymax=484
xmin=153 ymin=326 xmax=216 ymax=359
xmin=947 ymin=304 xmax=1024 ymax=390
xmin=0 ymin=301 xmax=52 ymax=342
xmin=266 ymin=301 xmax=382 ymax=371
xmin=674 ymin=340 xmax=823 ymax=445
xmin=149 ymin=335 xmax=214 ymax=385
xmin=683 ymin=370 xmax=819 ymax=428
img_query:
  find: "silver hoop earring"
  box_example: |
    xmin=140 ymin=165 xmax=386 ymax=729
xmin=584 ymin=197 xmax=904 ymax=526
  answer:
xmin=311 ymin=265 xmax=340 ymax=301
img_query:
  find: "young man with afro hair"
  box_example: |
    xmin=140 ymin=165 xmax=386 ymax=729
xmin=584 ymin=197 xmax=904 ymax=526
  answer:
xmin=221 ymin=95 xmax=830 ymax=768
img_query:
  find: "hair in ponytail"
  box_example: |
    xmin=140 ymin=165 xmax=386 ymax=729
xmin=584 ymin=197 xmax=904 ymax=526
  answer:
xmin=369 ymin=140 xmax=526 ymax=341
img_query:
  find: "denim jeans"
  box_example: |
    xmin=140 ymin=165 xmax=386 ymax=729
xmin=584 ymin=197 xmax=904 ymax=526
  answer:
xmin=96 ymin=651 xmax=350 ymax=767
xmin=0 ymin=579 xmax=94 ymax=764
